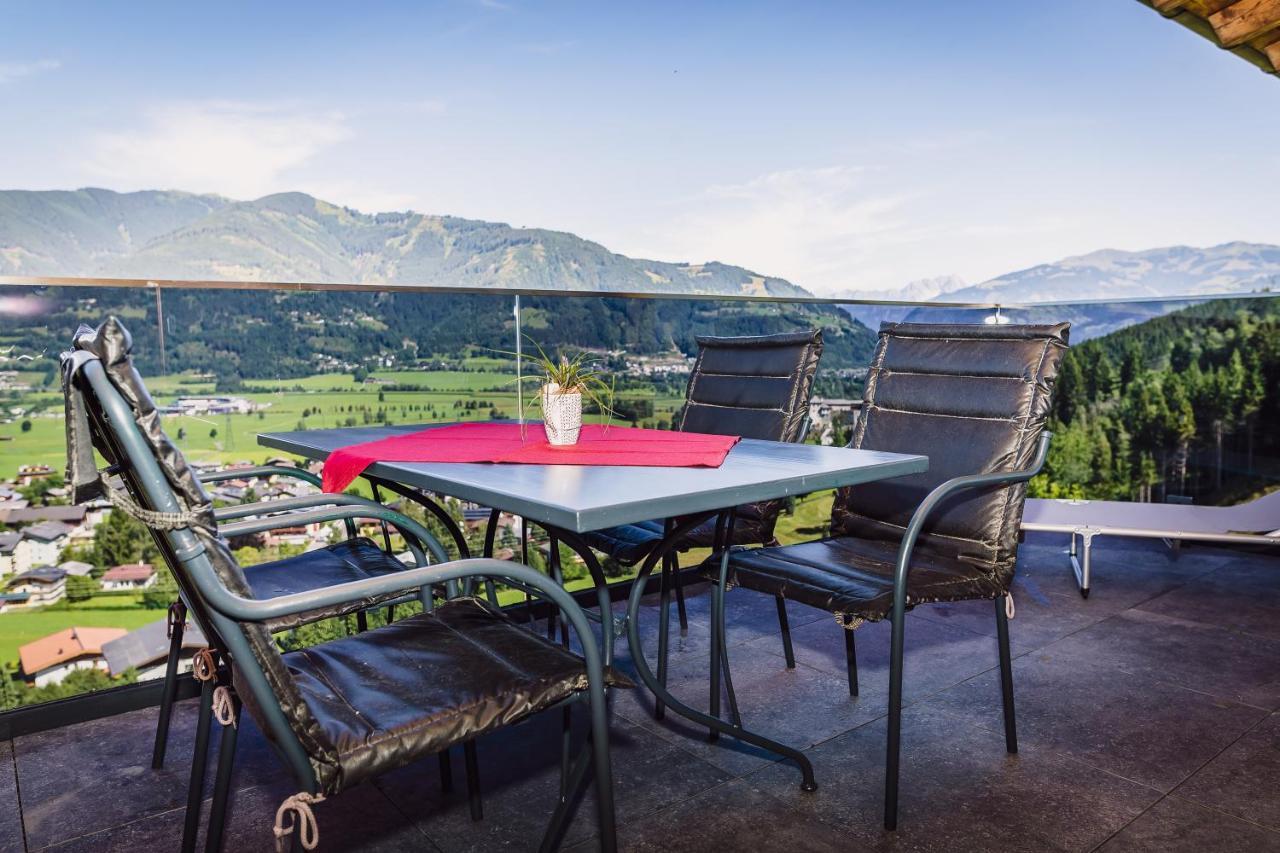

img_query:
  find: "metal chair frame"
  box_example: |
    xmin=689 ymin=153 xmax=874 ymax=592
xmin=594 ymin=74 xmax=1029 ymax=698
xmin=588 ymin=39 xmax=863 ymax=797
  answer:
xmin=76 ymin=356 xmax=619 ymax=853
xmin=710 ymin=432 xmax=1051 ymax=830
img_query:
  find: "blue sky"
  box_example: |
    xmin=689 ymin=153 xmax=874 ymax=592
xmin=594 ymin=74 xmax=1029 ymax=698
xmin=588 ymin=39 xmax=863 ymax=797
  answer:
xmin=2 ymin=1 xmax=1277 ymax=293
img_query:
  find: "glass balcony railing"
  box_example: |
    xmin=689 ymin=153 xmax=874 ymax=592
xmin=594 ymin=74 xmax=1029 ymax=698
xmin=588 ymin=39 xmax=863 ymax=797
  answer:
xmin=0 ymin=276 xmax=1275 ymax=717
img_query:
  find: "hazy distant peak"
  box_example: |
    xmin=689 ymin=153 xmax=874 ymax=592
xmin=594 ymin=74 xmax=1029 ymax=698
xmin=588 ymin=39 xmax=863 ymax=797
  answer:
xmin=837 ymin=274 xmax=969 ymax=303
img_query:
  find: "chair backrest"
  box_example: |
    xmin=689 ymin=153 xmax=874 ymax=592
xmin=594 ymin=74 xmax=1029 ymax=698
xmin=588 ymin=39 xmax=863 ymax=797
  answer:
xmin=832 ymin=322 xmax=1069 ymax=573
xmin=62 ymin=317 xmax=335 ymax=790
xmin=678 ymin=329 xmax=823 ymax=441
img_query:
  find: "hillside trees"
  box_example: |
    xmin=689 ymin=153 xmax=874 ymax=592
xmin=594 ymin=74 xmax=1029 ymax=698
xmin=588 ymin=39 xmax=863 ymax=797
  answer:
xmin=1035 ymin=300 xmax=1278 ymax=503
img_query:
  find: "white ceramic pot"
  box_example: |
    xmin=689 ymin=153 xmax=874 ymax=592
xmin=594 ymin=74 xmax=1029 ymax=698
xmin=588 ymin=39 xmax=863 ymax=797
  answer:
xmin=542 ymin=383 xmax=583 ymax=445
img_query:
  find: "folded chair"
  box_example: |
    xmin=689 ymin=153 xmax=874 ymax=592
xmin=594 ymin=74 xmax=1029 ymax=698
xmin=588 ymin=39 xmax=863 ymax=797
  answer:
xmin=63 ymin=317 xmax=622 ymax=852
xmin=711 ymin=322 xmax=1068 ymax=830
xmin=568 ymin=330 xmax=822 ymax=714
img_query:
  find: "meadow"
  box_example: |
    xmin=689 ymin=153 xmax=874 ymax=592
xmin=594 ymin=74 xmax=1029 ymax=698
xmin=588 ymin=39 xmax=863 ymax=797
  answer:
xmin=0 ymin=364 xmax=684 ymax=476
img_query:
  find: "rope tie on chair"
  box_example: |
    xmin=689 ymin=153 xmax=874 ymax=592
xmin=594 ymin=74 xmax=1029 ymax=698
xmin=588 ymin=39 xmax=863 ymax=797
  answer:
xmin=273 ymin=792 xmax=324 ymax=852
xmin=1005 ymin=593 xmax=1016 ymax=620
xmin=166 ymin=601 xmax=185 ymax=639
xmin=192 ymin=648 xmax=218 ymax=682
xmin=211 ymin=686 xmax=237 ymax=728
xmin=104 ymin=480 xmax=214 ymax=532
xmin=834 ymin=612 xmax=865 ymax=631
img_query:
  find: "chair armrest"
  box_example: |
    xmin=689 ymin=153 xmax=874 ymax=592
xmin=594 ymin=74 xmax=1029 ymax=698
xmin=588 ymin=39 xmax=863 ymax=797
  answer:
xmin=891 ymin=432 xmax=1052 ymax=598
xmin=218 ymin=502 xmax=449 ymax=568
xmin=199 ymin=465 xmax=321 ymax=488
xmin=193 ymin=552 xmax=583 ymax=628
xmin=214 ymin=492 xmax=377 ymax=522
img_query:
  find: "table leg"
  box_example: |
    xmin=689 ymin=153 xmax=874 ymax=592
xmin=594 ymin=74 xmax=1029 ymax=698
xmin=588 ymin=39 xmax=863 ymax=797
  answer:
xmin=624 ymin=513 xmax=817 ymax=791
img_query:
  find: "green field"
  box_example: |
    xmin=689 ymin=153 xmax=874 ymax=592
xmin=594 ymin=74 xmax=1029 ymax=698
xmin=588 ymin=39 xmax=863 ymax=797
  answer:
xmin=0 ymin=366 xmax=684 ymax=477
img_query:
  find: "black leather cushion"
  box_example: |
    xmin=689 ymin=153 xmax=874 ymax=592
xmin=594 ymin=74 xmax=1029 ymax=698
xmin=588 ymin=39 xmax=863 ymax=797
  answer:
xmin=270 ymin=597 xmax=631 ymax=793
xmin=582 ymin=506 xmax=772 ymax=564
xmin=832 ymin=323 xmax=1069 ymax=577
xmin=584 ymin=330 xmax=823 ymax=564
xmin=679 ymin=329 xmax=823 ymax=441
xmin=723 ymin=537 xmax=1006 ymax=622
xmin=246 ymin=538 xmax=410 ymax=631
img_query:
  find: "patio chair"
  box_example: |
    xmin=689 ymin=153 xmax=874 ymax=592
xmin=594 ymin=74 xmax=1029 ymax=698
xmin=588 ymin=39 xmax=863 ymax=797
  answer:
xmin=62 ymin=316 xmax=622 ymax=852
xmin=566 ymin=329 xmax=821 ymax=713
xmin=78 ymin=369 xmax=442 ymax=775
xmin=711 ymin=322 xmax=1068 ymax=830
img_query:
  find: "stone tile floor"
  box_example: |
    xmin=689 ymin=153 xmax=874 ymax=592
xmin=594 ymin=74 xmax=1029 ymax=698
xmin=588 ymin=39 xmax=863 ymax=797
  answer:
xmin=2 ymin=533 xmax=1278 ymax=852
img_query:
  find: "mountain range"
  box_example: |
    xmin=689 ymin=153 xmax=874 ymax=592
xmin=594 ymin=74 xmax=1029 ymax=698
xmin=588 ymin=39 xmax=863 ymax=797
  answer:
xmin=0 ymin=188 xmax=806 ymax=298
xmin=1 ymin=188 xmax=1277 ymax=355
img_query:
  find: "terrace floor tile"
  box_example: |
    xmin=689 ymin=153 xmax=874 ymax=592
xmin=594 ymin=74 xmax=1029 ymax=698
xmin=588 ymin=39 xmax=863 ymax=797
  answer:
xmin=920 ymin=644 xmax=1268 ymax=791
xmin=1173 ymin=711 xmax=1280 ymax=831
xmin=748 ymin=703 xmax=1161 ymax=853
xmin=2 ymin=539 xmax=1277 ymax=851
xmin=1096 ymin=795 xmax=1280 ymax=852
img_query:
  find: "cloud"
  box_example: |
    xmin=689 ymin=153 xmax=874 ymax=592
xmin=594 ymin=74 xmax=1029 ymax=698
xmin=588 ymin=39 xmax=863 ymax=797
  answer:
xmin=0 ymin=59 xmax=60 ymax=84
xmin=634 ymin=166 xmax=919 ymax=293
xmin=84 ymin=101 xmax=351 ymax=199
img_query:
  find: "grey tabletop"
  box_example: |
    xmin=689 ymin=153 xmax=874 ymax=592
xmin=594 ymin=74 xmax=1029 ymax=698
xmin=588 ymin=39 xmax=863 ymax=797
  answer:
xmin=258 ymin=423 xmax=928 ymax=534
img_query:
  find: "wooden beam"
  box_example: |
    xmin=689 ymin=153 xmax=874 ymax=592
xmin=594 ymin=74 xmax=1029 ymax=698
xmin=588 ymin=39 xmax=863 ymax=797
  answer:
xmin=1259 ymin=30 xmax=1280 ymax=69
xmin=1209 ymin=0 xmax=1280 ymax=47
xmin=1151 ymin=0 xmax=1190 ymax=12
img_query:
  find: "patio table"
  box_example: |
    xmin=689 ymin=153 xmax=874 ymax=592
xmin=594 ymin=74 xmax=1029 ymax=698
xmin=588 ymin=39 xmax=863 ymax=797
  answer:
xmin=259 ymin=422 xmax=927 ymax=787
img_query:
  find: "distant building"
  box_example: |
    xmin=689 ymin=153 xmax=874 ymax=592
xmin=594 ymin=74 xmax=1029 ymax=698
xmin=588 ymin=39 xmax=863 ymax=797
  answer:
xmin=15 ymin=465 xmax=55 ymax=486
xmin=103 ymin=618 xmax=207 ymax=681
xmin=0 ymin=531 xmax=20 ymax=577
xmin=14 ymin=521 xmax=73 ymax=573
xmin=160 ymin=395 xmax=268 ymax=416
xmin=101 ymin=563 xmax=157 ymax=591
xmin=0 ymin=505 xmax=88 ymax=526
xmin=5 ymin=566 xmax=68 ymax=608
xmin=18 ymin=626 xmax=127 ymax=687
xmin=59 ymin=560 xmax=95 ymax=577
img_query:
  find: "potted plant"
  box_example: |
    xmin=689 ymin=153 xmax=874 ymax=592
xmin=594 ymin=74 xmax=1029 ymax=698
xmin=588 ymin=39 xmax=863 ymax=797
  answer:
xmin=526 ymin=344 xmax=615 ymax=446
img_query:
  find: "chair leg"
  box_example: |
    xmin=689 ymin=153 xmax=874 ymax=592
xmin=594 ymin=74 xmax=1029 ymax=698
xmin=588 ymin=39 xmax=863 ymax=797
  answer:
xmin=721 ymin=633 xmax=742 ymax=728
xmin=995 ymin=595 xmax=1018 ymax=754
xmin=438 ymin=748 xmax=454 ymax=794
xmin=356 ymin=610 xmax=368 ymax=633
xmin=655 ymin=557 xmax=671 ymax=721
xmin=152 ymin=601 xmax=186 ymax=769
xmin=560 ymin=706 xmax=573 ymax=799
xmin=708 ymin=578 xmax=724 ymax=742
xmin=884 ymin=611 xmax=906 ymax=831
xmin=464 ymin=739 xmax=483 ymax=822
xmin=181 ymin=679 xmax=216 ymax=853
xmin=844 ymin=627 xmax=859 ymax=696
xmin=205 ymin=695 xmax=242 ymax=853
xmin=672 ymin=553 xmax=688 ymax=632
xmin=775 ymin=595 xmax=796 ymax=669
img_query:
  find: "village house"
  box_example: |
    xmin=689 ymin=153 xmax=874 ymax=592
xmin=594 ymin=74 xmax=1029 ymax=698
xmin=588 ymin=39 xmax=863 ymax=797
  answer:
xmin=57 ymin=560 xmax=95 ymax=577
xmin=13 ymin=521 xmax=73 ymax=574
xmin=0 ymin=531 xmax=20 ymax=577
xmin=4 ymin=566 xmax=68 ymax=609
xmin=100 ymin=563 xmax=157 ymax=591
xmin=103 ymin=618 xmax=207 ymax=681
xmin=17 ymin=626 xmax=127 ymax=687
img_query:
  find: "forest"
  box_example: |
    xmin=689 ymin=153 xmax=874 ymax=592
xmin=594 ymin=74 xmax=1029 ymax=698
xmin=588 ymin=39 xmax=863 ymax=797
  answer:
xmin=0 ymin=285 xmax=876 ymax=383
xmin=1035 ymin=298 xmax=1279 ymax=505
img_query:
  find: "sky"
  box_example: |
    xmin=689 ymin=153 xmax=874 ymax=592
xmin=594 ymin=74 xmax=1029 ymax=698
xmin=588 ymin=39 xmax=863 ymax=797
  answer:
xmin=1 ymin=1 xmax=1278 ymax=295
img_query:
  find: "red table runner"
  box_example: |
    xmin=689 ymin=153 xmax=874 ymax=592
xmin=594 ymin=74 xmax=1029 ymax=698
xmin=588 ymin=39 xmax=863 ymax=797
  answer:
xmin=321 ymin=422 xmax=740 ymax=493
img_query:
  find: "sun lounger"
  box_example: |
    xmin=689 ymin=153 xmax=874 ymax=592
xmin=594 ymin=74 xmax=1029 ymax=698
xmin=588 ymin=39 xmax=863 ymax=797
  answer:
xmin=1021 ymin=490 xmax=1280 ymax=597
